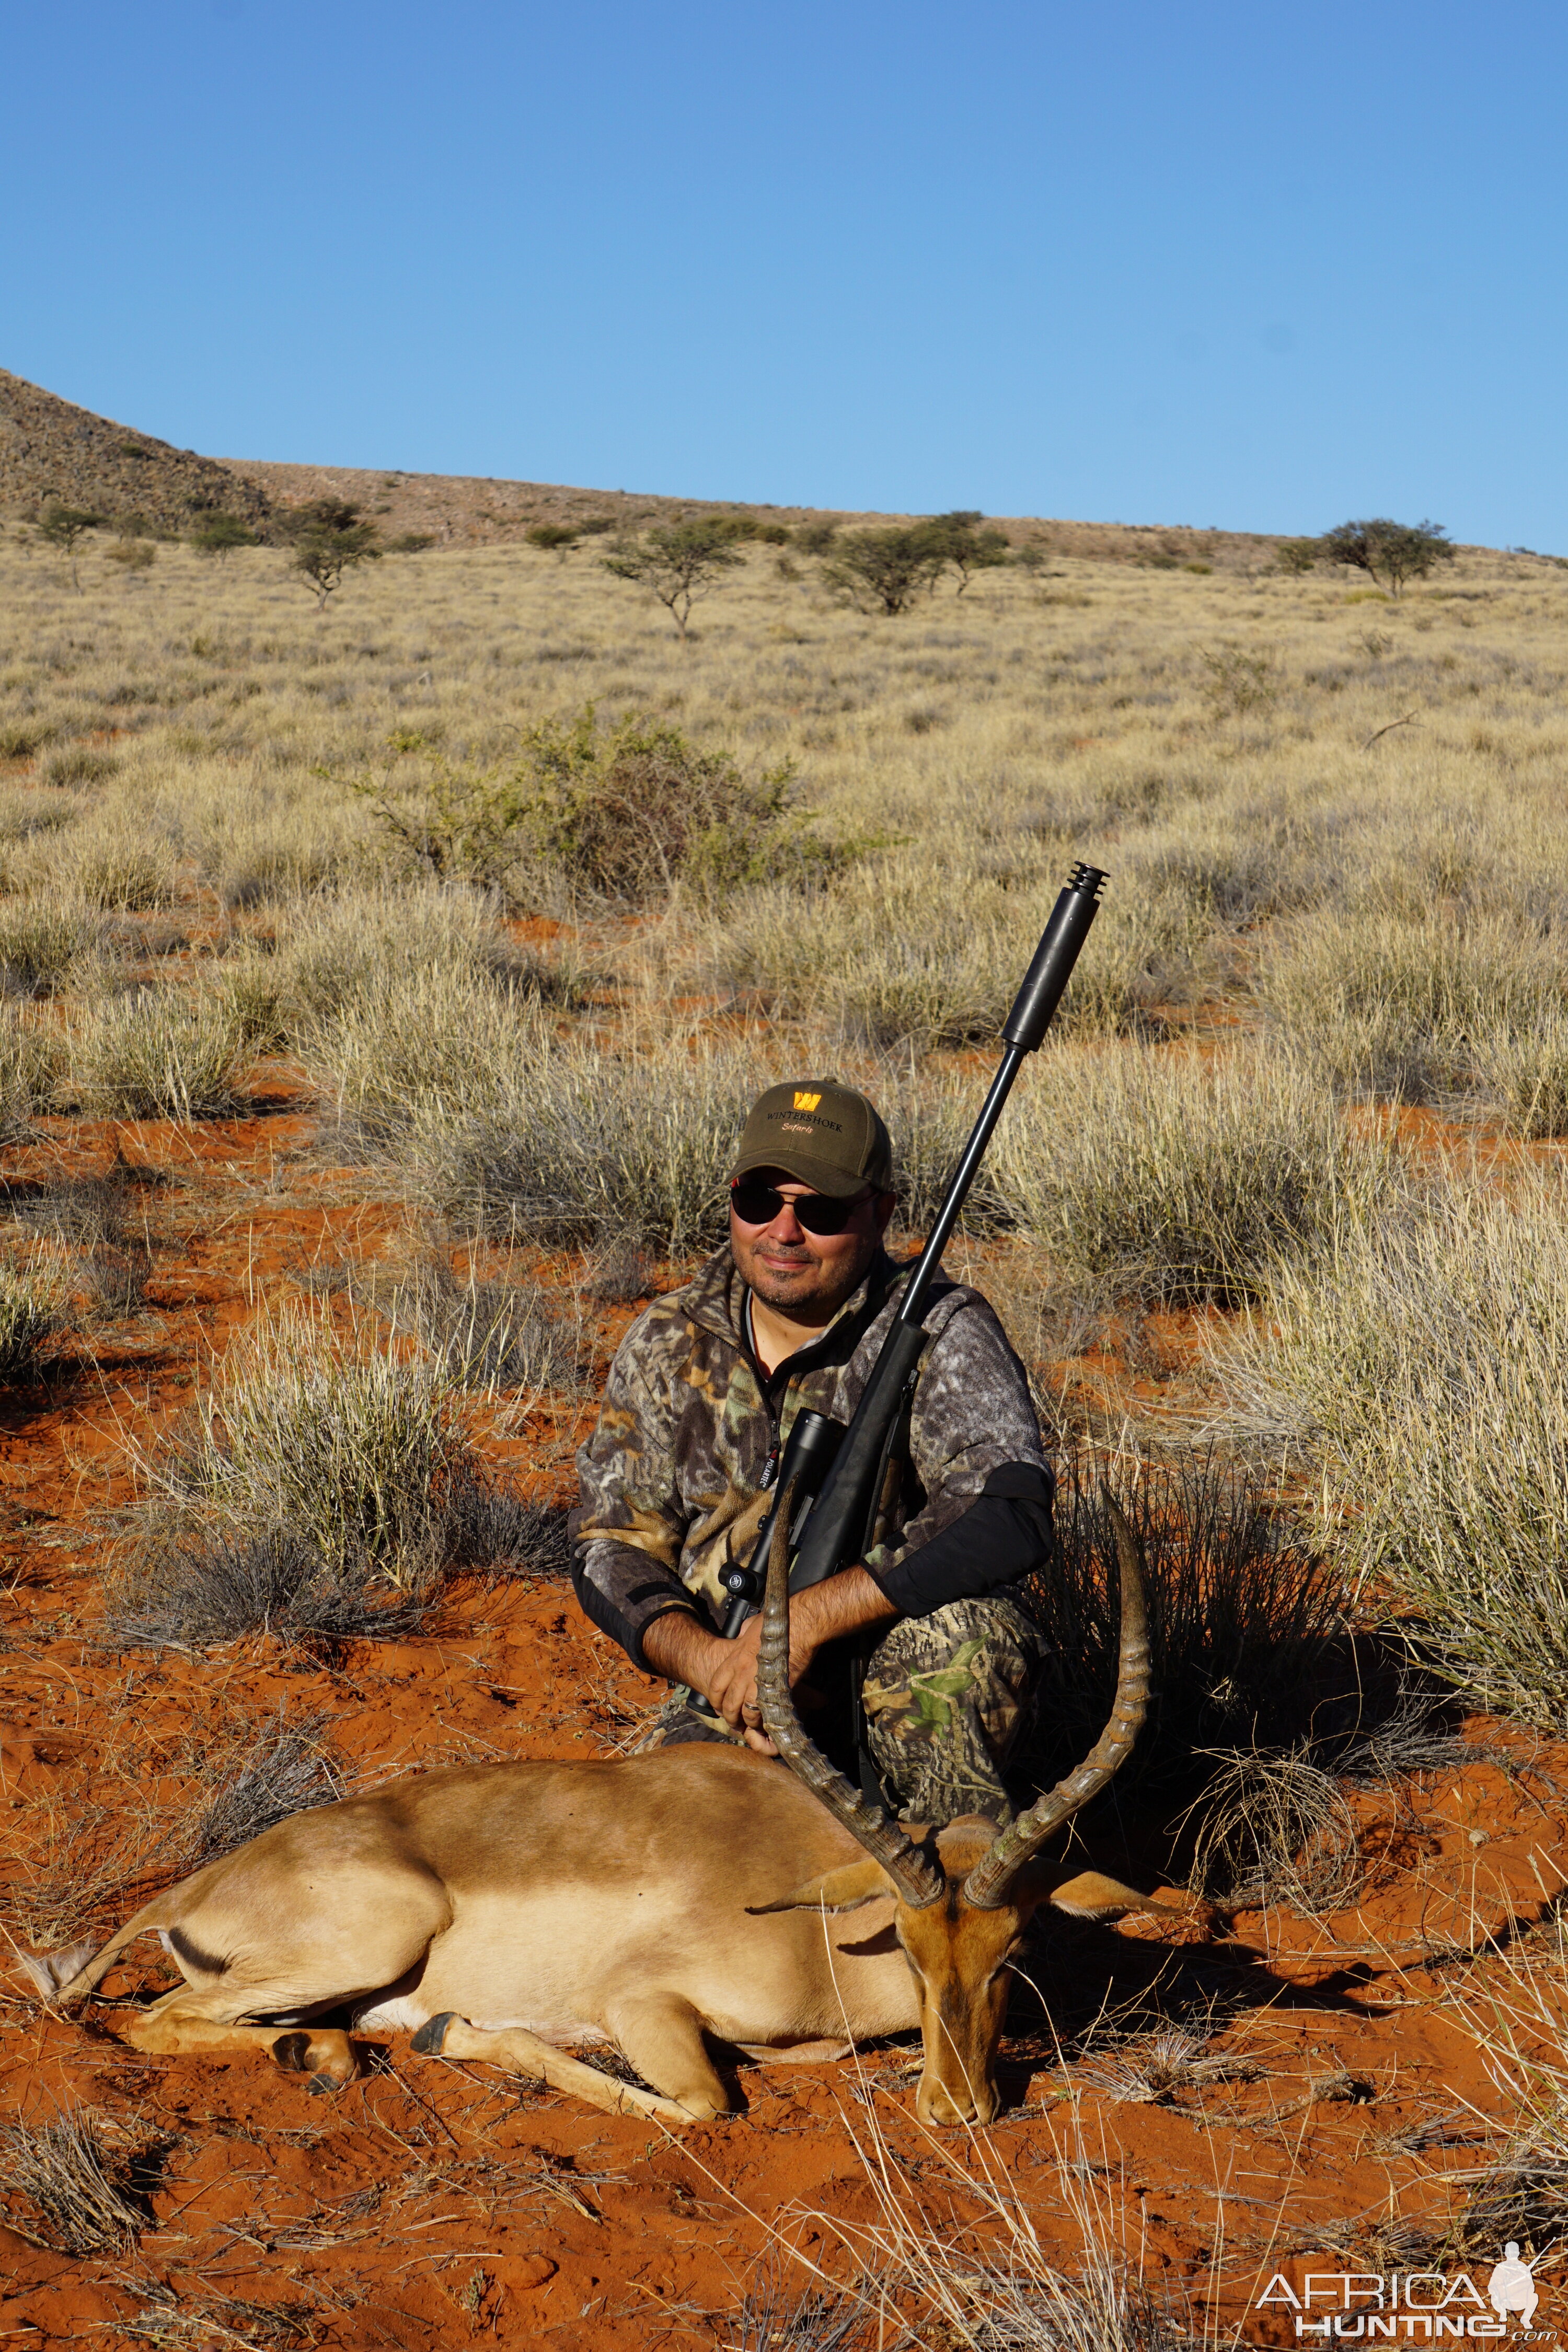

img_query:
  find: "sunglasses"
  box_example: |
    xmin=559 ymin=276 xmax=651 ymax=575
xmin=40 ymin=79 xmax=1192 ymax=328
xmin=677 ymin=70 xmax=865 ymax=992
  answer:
xmin=729 ymin=1179 xmax=872 ymax=1236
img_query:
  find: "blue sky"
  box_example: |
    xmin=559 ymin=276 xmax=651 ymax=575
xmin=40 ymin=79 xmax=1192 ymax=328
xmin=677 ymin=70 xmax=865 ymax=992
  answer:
xmin=4 ymin=2 xmax=1564 ymax=545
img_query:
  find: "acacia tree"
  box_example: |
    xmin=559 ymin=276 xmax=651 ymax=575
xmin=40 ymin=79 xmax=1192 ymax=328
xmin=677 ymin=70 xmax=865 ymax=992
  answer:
xmin=37 ymin=502 xmax=101 ymax=592
xmin=602 ymin=518 xmax=743 ymax=638
xmin=1318 ymin=518 xmax=1455 ymax=595
xmin=819 ymin=524 xmax=947 ymax=614
xmin=280 ymin=498 xmax=382 ymax=609
xmin=925 ymin=511 xmax=1011 ymax=593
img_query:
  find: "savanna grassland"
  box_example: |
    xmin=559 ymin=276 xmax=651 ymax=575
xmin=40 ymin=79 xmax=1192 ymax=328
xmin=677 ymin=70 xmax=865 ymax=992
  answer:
xmin=5 ymin=510 xmax=1568 ymax=2349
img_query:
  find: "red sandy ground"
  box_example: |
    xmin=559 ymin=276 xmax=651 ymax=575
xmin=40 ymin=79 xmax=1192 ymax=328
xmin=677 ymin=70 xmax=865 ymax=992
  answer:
xmin=2 ymin=1093 xmax=1566 ymax=2349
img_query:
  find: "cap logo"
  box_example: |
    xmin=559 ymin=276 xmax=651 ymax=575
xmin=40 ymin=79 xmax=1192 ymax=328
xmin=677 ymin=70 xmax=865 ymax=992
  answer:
xmin=792 ymin=1090 xmax=822 ymax=1111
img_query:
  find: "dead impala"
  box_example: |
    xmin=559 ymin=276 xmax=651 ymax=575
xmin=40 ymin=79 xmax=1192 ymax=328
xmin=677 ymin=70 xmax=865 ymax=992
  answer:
xmin=18 ymin=1501 xmax=1158 ymax=2127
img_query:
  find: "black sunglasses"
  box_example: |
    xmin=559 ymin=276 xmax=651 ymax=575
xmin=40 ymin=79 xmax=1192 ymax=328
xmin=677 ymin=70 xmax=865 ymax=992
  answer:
xmin=729 ymin=1179 xmax=872 ymax=1236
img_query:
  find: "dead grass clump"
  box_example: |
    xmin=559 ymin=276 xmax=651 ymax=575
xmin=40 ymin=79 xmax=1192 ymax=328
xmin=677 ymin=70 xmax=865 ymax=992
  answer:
xmin=0 ymin=893 xmax=106 ymax=996
xmin=996 ymin=1043 xmax=1394 ymax=1305
xmin=4 ymin=2106 xmax=156 ymax=2254
xmin=182 ymin=1707 xmax=343 ymax=1865
xmin=303 ymin=960 xmax=545 ymax=1147
xmin=413 ymin=1034 xmax=764 ymax=1253
xmin=704 ymin=849 xmax=1197 ymax=1051
xmin=1076 ymin=2023 xmax=1261 ymax=2103
xmin=67 ymin=987 xmax=248 ymax=1119
xmin=165 ymin=1304 xmax=474 ymax=1589
xmin=1185 ymin=1744 xmax=1363 ymax=1909
xmin=0 ymin=1249 xmax=71 ymax=1379
xmin=1259 ymin=905 xmax=1568 ymax=1117
xmin=112 ymin=1304 xmax=563 ymax=1646
xmin=40 ymin=745 xmax=119 ymax=789
xmin=379 ymin=1254 xmax=582 ymax=1397
xmin=107 ymin=1523 xmax=431 ymax=1650
xmin=0 ymin=1006 xmax=64 ymax=1133
xmin=31 ymin=818 xmax=181 ymax=911
xmin=1220 ymin=1165 xmax=1568 ymax=1726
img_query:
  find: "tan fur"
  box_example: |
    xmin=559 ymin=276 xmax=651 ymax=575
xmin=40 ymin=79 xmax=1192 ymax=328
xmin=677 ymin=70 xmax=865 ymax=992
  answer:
xmin=19 ymin=1750 xmax=1182 ymax=2127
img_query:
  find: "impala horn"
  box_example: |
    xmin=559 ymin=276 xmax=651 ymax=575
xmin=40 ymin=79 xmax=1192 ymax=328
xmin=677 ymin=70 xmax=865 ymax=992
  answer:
xmin=962 ymin=1489 xmax=1151 ymax=1910
xmin=756 ymin=1480 xmax=944 ymax=1909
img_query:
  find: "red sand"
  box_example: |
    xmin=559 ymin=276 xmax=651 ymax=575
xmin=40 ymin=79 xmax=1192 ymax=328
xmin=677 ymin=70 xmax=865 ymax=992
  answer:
xmin=3 ymin=1100 xmax=1566 ymax=2347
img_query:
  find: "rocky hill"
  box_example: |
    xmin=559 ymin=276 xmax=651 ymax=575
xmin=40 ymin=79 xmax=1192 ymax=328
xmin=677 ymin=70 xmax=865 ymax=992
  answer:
xmin=1 ymin=366 xmax=1286 ymax=567
xmin=0 ymin=370 xmax=271 ymax=536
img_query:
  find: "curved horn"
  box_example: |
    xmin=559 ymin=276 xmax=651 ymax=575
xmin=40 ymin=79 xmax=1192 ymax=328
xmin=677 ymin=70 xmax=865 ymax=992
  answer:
xmin=756 ymin=1479 xmax=944 ymax=1910
xmin=962 ymin=1488 xmax=1151 ymax=1910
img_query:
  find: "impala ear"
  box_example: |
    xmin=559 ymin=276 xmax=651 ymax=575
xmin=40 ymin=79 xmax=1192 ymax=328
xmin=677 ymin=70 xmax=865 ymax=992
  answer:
xmin=747 ymin=1859 xmax=897 ymax=1915
xmin=1042 ymin=1868 xmax=1173 ymax=1921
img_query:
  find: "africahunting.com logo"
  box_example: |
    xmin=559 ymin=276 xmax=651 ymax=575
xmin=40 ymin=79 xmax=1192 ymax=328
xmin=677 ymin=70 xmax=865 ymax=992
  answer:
xmin=1253 ymin=2252 xmax=1547 ymax=2339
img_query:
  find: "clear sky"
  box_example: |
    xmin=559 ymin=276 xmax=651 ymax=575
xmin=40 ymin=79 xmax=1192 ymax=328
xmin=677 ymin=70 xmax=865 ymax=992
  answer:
xmin=4 ymin=2 xmax=1564 ymax=546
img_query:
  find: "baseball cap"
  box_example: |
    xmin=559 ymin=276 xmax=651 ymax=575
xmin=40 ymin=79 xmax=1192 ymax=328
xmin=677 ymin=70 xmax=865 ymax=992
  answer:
xmin=731 ymin=1080 xmax=894 ymax=1199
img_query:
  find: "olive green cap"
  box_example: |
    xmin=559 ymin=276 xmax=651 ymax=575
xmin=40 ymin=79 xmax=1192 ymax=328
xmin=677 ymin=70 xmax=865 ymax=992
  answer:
xmin=731 ymin=1080 xmax=894 ymax=1198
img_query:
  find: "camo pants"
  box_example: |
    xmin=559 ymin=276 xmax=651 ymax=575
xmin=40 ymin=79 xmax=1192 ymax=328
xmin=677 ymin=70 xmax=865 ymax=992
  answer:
xmin=633 ymin=1594 xmax=1045 ymax=1825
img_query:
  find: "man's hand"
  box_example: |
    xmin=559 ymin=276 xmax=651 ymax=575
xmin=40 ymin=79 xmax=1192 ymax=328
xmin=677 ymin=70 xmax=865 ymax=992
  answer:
xmin=642 ymin=1571 xmax=896 ymax=1755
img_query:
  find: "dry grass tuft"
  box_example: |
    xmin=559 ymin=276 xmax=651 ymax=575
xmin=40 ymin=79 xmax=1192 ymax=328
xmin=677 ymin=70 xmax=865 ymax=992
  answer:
xmin=67 ymin=986 xmax=249 ymax=1119
xmin=4 ymin=2105 xmax=159 ymax=2254
xmin=996 ymin=1041 xmax=1397 ymax=1304
xmin=1184 ymin=1744 xmax=1363 ymax=1910
xmin=1220 ymin=1164 xmax=1568 ymax=1726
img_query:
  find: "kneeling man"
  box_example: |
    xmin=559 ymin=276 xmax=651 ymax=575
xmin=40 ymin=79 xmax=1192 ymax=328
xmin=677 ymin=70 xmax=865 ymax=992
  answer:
xmin=570 ymin=1081 xmax=1053 ymax=1824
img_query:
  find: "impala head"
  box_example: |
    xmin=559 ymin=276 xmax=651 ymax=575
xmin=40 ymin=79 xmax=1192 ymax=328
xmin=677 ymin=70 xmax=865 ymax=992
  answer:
xmin=752 ymin=1487 xmax=1152 ymax=2126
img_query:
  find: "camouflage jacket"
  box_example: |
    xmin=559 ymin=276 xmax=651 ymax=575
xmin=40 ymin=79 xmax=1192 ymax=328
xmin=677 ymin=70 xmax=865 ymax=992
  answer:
xmin=570 ymin=1245 xmax=1053 ymax=1670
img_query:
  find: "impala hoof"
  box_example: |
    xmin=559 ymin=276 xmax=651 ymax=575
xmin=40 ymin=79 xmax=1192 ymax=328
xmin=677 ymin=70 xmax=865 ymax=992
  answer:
xmin=307 ymin=2070 xmax=343 ymax=2097
xmin=272 ymin=2031 xmax=314 ymax=2073
xmin=412 ymin=2012 xmax=457 ymax=2057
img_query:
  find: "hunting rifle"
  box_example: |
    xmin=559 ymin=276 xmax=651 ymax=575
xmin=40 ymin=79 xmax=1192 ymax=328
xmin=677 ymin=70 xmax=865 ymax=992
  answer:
xmin=706 ymin=860 xmax=1108 ymax=1656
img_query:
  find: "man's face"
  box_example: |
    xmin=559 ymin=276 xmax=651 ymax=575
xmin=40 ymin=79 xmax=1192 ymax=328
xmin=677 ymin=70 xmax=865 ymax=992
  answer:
xmin=729 ymin=1170 xmax=895 ymax=1324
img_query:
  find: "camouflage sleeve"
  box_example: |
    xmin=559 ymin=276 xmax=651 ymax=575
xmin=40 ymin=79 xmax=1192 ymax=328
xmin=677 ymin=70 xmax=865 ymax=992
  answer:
xmin=568 ymin=1314 xmax=705 ymax=1669
xmin=863 ymin=1293 xmax=1051 ymax=1609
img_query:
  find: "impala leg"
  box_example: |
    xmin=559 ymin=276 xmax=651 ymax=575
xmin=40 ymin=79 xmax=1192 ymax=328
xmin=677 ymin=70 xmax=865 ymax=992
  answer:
xmin=120 ymin=2001 xmax=359 ymax=2083
xmin=602 ymin=1991 xmax=730 ymax=2122
xmin=410 ymin=2014 xmax=695 ymax=2127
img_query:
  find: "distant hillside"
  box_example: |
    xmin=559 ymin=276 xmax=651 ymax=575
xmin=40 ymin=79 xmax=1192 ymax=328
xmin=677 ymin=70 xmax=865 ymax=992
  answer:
xmin=2 ymin=366 xmax=1289 ymax=567
xmin=0 ymin=370 xmax=271 ymax=536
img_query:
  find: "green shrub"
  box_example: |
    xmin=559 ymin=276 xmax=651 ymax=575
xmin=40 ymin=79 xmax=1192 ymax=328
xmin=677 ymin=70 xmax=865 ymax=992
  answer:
xmin=1198 ymin=643 xmax=1277 ymax=718
xmin=190 ymin=514 xmax=260 ymax=558
xmin=353 ymin=711 xmax=831 ymax=908
xmin=511 ymin=705 xmax=832 ymax=908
